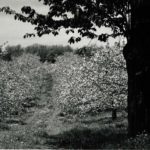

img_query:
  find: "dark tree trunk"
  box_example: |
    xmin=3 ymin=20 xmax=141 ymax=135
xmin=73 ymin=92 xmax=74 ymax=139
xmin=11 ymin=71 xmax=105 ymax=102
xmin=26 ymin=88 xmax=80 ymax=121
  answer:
xmin=112 ymin=108 xmax=117 ymax=120
xmin=123 ymin=0 xmax=150 ymax=136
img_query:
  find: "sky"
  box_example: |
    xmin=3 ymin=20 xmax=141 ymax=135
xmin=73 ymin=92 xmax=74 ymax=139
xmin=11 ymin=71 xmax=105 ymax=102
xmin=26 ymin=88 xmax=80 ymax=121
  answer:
xmin=0 ymin=0 xmax=118 ymax=48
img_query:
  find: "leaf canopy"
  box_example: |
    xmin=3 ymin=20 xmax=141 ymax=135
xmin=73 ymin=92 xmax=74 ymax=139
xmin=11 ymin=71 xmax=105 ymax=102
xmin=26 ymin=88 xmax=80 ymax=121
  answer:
xmin=0 ymin=0 xmax=130 ymax=43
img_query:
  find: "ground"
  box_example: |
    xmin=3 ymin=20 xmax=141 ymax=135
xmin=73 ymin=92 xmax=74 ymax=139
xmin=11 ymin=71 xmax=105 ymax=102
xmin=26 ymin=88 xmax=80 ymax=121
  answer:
xmin=0 ymin=103 xmax=128 ymax=149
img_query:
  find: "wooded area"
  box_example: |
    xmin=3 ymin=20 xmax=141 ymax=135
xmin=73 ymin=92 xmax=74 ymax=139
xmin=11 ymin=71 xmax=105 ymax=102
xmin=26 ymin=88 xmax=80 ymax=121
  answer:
xmin=0 ymin=0 xmax=150 ymax=148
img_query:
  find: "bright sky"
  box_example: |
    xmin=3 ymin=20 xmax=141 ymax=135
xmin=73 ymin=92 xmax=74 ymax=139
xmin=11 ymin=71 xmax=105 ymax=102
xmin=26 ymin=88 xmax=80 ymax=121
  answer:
xmin=0 ymin=0 xmax=118 ymax=48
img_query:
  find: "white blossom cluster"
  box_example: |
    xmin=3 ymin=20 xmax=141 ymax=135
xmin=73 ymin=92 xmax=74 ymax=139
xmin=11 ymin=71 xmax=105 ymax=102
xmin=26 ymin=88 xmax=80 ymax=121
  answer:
xmin=51 ymin=45 xmax=127 ymax=116
xmin=0 ymin=54 xmax=52 ymax=118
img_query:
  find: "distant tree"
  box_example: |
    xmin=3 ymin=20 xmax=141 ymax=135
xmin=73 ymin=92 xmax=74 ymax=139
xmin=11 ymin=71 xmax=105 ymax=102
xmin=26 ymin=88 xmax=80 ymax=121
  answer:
xmin=0 ymin=42 xmax=12 ymax=61
xmin=1 ymin=0 xmax=150 ymax=136
xmin=74 ymin=46 xmax=97 ymax=58
xmin=25 ymin=44 xmax=73 ymax=63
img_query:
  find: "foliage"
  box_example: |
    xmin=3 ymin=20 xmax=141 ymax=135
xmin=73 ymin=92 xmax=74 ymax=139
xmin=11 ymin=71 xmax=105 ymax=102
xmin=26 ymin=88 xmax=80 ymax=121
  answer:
xmin=25 ymin=44 xmax=73 ymax=63
xmin=74 ymin=46 xmax=97 ymax=57
xmin=0 ymin=0 xmax=130 ymax=42
xmin=0 ymin=44 xmax=73 ymax=63
xmin=51 ymin=44 xmax=127 ymax=116
xmin=5 ymin=45 xmax=23 ymax=57
xmin=0 ymin=54 xmax=53 ymax=119
xmin=125 ymin=132 xmax=150 ymax=149
xmin=0 ymin=45 xmax=23 ymax=61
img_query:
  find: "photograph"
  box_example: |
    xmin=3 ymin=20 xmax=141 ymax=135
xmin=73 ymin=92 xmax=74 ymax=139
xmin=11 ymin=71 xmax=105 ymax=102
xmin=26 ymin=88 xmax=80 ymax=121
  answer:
xmin=0 ymin=0 xmax=150 ymax=149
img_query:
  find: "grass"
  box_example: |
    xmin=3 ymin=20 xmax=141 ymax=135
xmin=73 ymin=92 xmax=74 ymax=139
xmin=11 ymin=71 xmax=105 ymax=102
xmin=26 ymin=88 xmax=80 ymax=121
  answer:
xmin=41 ymin=111 xmax=128 ymax=149
xmin=0 ymin=107 xmax=53 ymax=149
xmin=1 ymin=105 xmax=150 ymax=149
xmin=0 ymin=107 xmax=128 ymax=149
xmin=43 ymin=126 xmax=127 ymax=149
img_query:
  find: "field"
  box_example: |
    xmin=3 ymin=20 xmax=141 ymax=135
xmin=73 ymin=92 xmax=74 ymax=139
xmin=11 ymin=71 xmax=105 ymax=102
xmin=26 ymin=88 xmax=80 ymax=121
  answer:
xmin=0 ymin=107 xmax=128 ymax=149
xmin=0 ymin=44 xmax=150 ymax=149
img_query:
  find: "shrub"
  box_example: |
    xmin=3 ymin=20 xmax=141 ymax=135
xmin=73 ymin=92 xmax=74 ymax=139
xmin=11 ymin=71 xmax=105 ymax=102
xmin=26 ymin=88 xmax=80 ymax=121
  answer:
xmin=125 ymin=132 xmax=150 ymax=149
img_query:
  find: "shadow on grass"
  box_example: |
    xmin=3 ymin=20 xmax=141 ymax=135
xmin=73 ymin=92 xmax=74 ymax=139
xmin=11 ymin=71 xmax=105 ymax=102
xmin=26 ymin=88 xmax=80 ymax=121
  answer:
xmin=38 ymin=126 xmax=127 ymax=149
xmin=80 ymin=115 xmax=126 ymax=125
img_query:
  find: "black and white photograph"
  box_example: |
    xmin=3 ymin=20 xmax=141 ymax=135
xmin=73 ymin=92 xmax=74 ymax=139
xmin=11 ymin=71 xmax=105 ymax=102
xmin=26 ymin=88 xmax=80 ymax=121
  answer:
xmin=0 ymin=0 xmax=150 ymax=149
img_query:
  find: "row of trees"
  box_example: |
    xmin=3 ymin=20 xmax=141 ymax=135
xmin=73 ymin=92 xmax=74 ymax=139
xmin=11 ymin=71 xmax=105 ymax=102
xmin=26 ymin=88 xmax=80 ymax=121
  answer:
xmin=51 ymin=44 xmax=127 ymax=118
xmin=0 ymin=43 xmax=126 ymax=120
xmin=0 ymin=44 xmax=73 ymax=62
xmin=0 ymin=54 xmax=52 ymax=119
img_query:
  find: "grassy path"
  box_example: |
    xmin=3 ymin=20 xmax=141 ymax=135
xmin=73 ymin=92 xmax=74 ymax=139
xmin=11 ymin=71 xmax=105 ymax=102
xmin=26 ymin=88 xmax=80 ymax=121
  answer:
xmin=0 ymin=106 xmax=57 ymax=149
xmin=0 ymin=106 xmax=128 ymax=149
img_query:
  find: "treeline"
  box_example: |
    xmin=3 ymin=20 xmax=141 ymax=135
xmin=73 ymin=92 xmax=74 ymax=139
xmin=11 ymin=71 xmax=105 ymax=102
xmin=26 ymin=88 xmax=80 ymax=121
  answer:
xmin=0 ymin=44 xmax=110 ymax=63
xmin=0 ymin=44 xmax=73 ymax=63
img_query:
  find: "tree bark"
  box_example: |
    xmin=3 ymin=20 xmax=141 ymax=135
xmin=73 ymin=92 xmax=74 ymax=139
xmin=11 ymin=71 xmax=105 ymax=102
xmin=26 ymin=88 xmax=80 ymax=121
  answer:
xmin=123 ymin=0 xmax=150 ymax=136
xmin=112 ymin=108 xmax=117 ymax=120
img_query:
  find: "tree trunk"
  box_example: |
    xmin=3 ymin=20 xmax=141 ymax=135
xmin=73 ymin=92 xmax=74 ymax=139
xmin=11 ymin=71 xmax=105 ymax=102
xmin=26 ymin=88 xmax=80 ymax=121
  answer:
xmin=123 ymin=0 xmax=150 ymax=136
xmin=112 ymin=108 xmax=117 ymax=120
